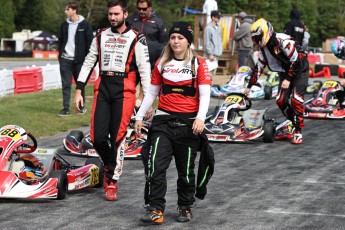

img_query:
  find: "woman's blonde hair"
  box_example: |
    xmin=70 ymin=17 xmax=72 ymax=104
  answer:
xmin=159 ymin=43 xmax=196 ymax=72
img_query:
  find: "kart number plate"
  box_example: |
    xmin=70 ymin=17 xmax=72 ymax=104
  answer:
xmin=225 ymin=95 xmax=242 ymax=104
xmin=0 ymin=128 xmax=20 ymax=141
xmin=322 ymin=81 xmax=337 ymax=88
xmin=90 ymin=165 xmax=99 ymax=186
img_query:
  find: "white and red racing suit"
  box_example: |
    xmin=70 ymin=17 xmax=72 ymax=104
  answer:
xmin=76 ymin=23 xmax=151 ymax=183
xmin=247 ymin=32 xmax=309 ymax=131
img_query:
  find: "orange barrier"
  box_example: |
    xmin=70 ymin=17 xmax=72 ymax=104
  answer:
xmin=32 ymin=50 xmax=59 ymax=59
xmin=312 ymin=67 xmax=331 ymax=78
xmin=13 ymin=67 xmax=43 ymax=94
xmin=338 ymin=67 xmax=345 ymax=78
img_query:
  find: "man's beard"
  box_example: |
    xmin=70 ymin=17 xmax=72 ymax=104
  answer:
xmin=110 ymin=17 xmax=125 ymax=31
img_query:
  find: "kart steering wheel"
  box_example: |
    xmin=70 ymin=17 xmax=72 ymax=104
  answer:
xmin=227 ymin=93 xmax=252 ymax=111
xmin=17 ymin=132 xmax=38 ymax=154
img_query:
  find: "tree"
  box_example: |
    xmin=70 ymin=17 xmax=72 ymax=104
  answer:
xmin=0 ymin=0 xmax=15 ymax=38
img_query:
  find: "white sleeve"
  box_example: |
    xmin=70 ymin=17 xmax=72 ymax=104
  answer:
xmin=196 ymin=84 xmax=211 ymax=121
xmin=135 ymin=35 xmax=151 ymax=95
xmin=78 ymin=37 xmax=98 ymax=83
xmin=135 ymin=84 xmax=161 ymax=120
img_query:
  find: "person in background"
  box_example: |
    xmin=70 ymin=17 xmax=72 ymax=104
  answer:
xmin=284 ymin=7 xmax=304 ymax=49
xmin=202 ymin=0 xmax=218 ymax=24
xmin=204 ymin=10 xmax=223 ymax=78
xmin=301 ymin=20 xmax=310 ymax=52
xmin=244 ymin=18 xmax=309 ymax=144
xmin=135 ymin=21 xmax=214 ymax=224
xmin=73 ymin=0 xmax=151 ymax=201
xmin=331 ymin=39 xmax=345 ymax=117
xmin=233 ymin=11 xmax=253 ymax=68
xmin=57 ymin=1 xmax=93 ymax=116
xmin=127 ymin=0 xmax=167 ymax=111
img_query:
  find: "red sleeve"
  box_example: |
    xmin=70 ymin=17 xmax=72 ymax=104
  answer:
xmin=151 ymin=60 xmax=162 ymax=85
xmin=197 ymin=57 xmax=212 ymax=85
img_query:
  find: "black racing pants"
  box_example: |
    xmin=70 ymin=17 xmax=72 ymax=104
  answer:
xmin=335 ymin=90 xmax=345 ymax=108
xmin=142 ymin=116 xmax=200 ymax=212
xmin=276 ymin=56 xmax=309 ymax=131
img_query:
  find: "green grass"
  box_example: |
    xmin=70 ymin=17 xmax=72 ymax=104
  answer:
xmin=0 ymin=85 xmax=93 ymax=138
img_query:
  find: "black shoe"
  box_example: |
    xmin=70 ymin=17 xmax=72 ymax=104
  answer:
xmin=140 ymin=207 xmax=164 ymax=224
xmin=177 ymin=207 xmax=192 ymax=223
xmin=57 ymin=109 xmax=70 ymax=117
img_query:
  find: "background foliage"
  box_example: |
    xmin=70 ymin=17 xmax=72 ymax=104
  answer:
xmin=0 ymin=0 xmax=345 ymax=48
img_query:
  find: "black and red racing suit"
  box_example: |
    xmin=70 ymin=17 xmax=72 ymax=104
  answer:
xmin=248 ymin=32 xmax=309 ymax=131
xmin=76 ymin=23 xmax=151 ymax=183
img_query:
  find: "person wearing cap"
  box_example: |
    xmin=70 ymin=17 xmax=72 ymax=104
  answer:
xmin=233 ymin=11 xmax=254 ymax=68
xmin=135 ymin=21 xmax=213 ymax=224
xmin=202 ymin=0 xmax=218 ymax=24
xmin=204 ymin=10 xmax=223 ymax=77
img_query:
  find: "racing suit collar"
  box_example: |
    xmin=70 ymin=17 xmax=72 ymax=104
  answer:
xmin=111 ymin=21 xmax=131 ymax=34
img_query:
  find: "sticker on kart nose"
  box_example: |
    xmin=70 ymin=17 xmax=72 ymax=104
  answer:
xmin=322 ymin=81 xmax=337 ymax=88
xmin=90 ymin=165 xmax=100 ymax=186
xmin=225 ymin=95 xmax=242 ymax=104
xmin=0 ymin=128 xmax=21 ymax=141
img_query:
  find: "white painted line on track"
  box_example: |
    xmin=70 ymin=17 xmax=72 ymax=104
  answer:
xmin=265 ymin=208 xmax=345 ymax=218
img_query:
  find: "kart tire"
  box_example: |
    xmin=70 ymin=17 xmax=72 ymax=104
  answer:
xmin=68 ymin=130 xmax=84 ymax=142
xmin=264 ymin=85 xmax=272 ymax=100
xmin=263 ymin=121 xmax=275 ymax=143
xmin=85 ymin=158 xmax=104 ymax=188
xmin=50 ymin=170 xmax=68 ymax=200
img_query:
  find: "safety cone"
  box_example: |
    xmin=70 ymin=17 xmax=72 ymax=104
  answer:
xmin=338 ymin=67 xmax=345 ymax=78
xmin=309 ymin=67 xmax=314 ymax=78
xmin=313 ymin=67 xmax=331 ymax=78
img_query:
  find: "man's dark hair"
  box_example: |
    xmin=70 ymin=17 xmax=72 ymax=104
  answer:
xmin=136 ymin=0 xmax=152 ymax=7
xmin=107 ymin=0 xmax=128 ymax=12
xmin=66 ymin=1 xmax=80 ymax=13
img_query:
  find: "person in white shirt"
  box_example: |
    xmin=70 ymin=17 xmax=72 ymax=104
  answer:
xmin=202 ymin=0 xmax=218 ymax=24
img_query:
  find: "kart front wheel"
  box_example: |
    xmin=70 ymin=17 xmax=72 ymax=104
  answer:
xmin=85 ymin=158 xmax=104 ymax=188
xmin=263 ymin=121 xmax=275 ymax=143
xmin=50 ymin=170 xmax=68 ymax=200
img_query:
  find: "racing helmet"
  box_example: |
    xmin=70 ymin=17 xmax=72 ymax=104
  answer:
xmin=331 ymin=39 xmax=345 ymax=58
xmin=250 ymin=18 xmax=274 ymax=47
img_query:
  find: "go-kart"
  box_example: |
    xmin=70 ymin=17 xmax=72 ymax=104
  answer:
xmin=204 ymin=93 xmax=275 ymax=142
xmin=210 ymin=66 xmax=279 ymax=100
xmin=0 ymin=125 xmax=103 ymax=200
xmin=63 ymin=117 xmax=150 ymax=159
xmin=304 ymin=80 xmax=344 ymax=119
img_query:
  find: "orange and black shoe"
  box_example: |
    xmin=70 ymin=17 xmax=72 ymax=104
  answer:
xmin=291 ymin=130 xmax=303 ymax=144
xmin=140 ymin=207 xmax=164 ymax=224
xmin=177 ymin=207 xmax=193 ymax=223
xmin=104 ymin=181 xmax=118 ymax=201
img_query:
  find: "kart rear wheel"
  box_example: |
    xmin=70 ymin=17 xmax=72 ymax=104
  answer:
xmin=85 ymin=158 xmax=104 ymax=188
xmin=264 ymin=85 xmax=272 ymax=100
xmin=50 ymin=170 xmax=68 ymax=200
xmin=263 ymin=121 xmax=275 ymax=143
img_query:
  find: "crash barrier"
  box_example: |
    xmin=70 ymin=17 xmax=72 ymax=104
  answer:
xmin=32 ymin=50 xmax=59 ymax=59
xmin=314 ymin=63 xmax=338 ymax=76
xmin=0 ymin=69 xmax=15 ymax=96
xmin=311 ymin=67 xmax=331 ymax=78
xmin=307 ymin=54 xmax=323 ymax=64
xmin=13 ymin=66 xmax=43 ymax=94
xmin=338 ymin=66 xmax=345 ymax=78
xmin=41 ymin=64 xmax=61 ymax=90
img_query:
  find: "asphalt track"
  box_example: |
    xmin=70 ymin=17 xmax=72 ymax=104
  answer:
xmin=1 ymin=82 xmax=345 ymax=230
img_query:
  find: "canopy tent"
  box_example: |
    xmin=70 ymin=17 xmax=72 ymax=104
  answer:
xmin=23 ymin=32 xmax=58 ymax=51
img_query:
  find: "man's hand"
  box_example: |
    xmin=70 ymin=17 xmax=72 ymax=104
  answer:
xmin=340 ymin=79 xmax=345 ymax=86
xmin=243 ymin=88 xmax=250 ymax=95
xmin=73 ymin=89 xmax=83 ymax=112
xmin=209 ymin=54 xmax=215 ymax=62
xmin=134 ymin=120 xmax=143 ymax=135
xmin=281 ymin=79 xmax=290 ymax=89
xmin=192 ymin=118 xmax=205 ymax=135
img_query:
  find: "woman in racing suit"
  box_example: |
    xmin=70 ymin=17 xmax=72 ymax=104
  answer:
xmin=331 ymin=39 xmax=345 ymax=117
xmin=134 ymin=21 xmax=212 ymax=224
xmin=244 ymin=18 xmax=309 ymax=144
xmin=73 ymin=0 xmax=151 ymax=201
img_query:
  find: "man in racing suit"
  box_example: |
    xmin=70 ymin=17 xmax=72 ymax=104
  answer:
xmin=331 ymin=39 xmax=345 ymax=117
xmin=73 ymin=0 xmax=151 ymax=201
xmin=244 ymin=18 xmax=309 ymax=144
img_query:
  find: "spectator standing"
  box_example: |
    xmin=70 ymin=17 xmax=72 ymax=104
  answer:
xmin=244 ymin=18 xmax=309 ymax=144
xmin=127 ymin=0 xmax=168 ymax=109
xmin=331 ymin=39 xmax=345 ymax=117
xmin=284 ymin=7 xmax=304 ymax=49
xmin=202 ymin=0 xmax=218 ymax=24
xmin=233 ymin=12 xmax=253 ymax=68
xmin=135 ymin=21 xmax=214 ymax=224
xmin=57 ymin=1 xmax=93 ymax=116
xmin=73 ymin=0 xmax=151 ymax=201
xmin=204 ymin=10 xmax=223 ymax=78
xmin=301 ymin=20 xmax=310 ymax=52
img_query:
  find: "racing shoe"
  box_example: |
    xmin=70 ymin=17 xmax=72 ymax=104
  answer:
xmin=332 ymin=108 xmax=345 ymax=118
xmin=291 ymin=131 xmax=303 ymax=144
xmin=140 ymin=208 xmax=164 ymax=224
xmin=177 ymin=207 xmax=193 ymax=223
xmin=104 ymin=182 xmax=118 ymax=201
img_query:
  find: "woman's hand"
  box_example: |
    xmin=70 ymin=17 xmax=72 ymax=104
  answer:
xmin=134 ymin=120 xmax=143 ymax=135
xmin=192 ymin=118 xmax=205 ymax=135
